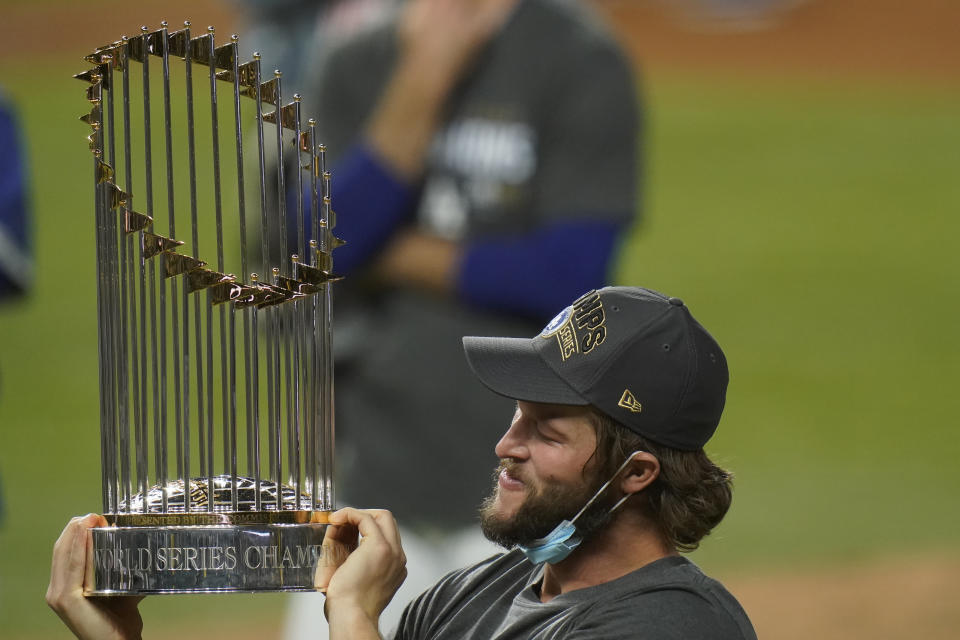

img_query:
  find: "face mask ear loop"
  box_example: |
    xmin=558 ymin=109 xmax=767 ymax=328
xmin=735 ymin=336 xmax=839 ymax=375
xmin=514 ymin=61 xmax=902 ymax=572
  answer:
xmin=569 ymin=450 xmax=645 ymax=526
xmin=607 ymin=492 xmax=634 ymax=514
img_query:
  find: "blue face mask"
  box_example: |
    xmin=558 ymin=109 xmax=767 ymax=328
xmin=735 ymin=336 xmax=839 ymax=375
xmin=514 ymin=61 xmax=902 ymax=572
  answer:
xmin=518 ymin=451 xmax=643 ymax=566
xmin=518 ymin=519 xmax=581 ymax=565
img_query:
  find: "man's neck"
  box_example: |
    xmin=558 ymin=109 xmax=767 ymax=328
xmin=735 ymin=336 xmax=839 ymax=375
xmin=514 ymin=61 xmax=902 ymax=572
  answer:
xmin=537 ymin=517 xmax=675 ymax=602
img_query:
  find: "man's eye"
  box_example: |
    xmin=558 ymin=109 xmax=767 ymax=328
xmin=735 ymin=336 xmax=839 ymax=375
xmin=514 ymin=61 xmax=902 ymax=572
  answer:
xmin=536 ymin=428 xmax=561 ymax=444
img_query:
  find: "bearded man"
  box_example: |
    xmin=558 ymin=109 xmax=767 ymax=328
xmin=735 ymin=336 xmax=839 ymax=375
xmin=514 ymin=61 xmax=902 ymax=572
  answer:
xmin=47 ymin=287 xmax=756 ymax=639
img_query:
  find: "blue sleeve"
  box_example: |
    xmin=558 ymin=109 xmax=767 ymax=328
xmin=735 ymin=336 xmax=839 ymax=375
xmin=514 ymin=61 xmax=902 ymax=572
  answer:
xmin=309 ymin=145 xmax=623 ymax=319
xmin=0 ymin=95 xmax=31 ymax=299
xmin=325 ymin=143 xmax=418 ymax=275
xmin=457 ymin=220 xmax=623 ymax=321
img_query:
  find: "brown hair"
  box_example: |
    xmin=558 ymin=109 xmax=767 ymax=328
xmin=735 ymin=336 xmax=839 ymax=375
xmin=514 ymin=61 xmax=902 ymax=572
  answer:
xmin=589 ymin=408 xmax=734 ymax=552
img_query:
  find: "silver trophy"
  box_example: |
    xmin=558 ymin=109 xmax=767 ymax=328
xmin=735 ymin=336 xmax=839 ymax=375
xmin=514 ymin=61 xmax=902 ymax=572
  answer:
xmin=74 ymin=21 xmax=341 ymax=594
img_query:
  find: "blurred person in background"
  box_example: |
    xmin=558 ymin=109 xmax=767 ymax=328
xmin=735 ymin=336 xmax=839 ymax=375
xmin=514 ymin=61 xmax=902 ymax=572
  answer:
xmin=0 ymin=86 xmax=33 ymax=527
xmin=232 ymin=0 xmax=391 ymax=116
xmin=286 ymin=0 xmax=643 ymax=635
xmin=233 ymin=0 xmax=327 ymax=93
xmin=0 ymin=90 xmax=31 ymax=305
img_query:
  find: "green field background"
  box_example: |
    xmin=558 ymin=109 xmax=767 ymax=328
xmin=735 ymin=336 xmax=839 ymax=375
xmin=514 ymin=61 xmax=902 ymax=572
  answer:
xmin=0 ymin=5 xmax=958 ymax=638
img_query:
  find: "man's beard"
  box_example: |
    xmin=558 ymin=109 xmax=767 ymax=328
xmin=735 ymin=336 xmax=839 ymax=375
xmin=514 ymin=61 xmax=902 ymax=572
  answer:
xmin=478 ymin=460 xmax=616 ymax=549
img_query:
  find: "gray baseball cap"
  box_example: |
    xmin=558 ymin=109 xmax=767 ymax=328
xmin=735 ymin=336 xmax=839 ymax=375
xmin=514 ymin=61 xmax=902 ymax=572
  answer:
xmin=462 ymin=287 xmax=729 ymax=450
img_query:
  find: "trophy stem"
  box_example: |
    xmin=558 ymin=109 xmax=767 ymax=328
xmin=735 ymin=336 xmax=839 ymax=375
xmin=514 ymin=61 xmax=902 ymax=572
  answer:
xmin=136 ymin=27 xmax=153 ymax=513
xmin=116 ymin=46 xmax=134 ymax=513
xmin=120 ymin=36 xmax=141 ymax=508
xmin=94 ymin=148 xmax=112 ymax=514
xmin=142 ymin=28 xmax=165 ymax=516
xmin=229 ymin=34 xmax=249 ymax=514
xmin=252 ymin=55 xmax=267 ymax=513
xmin=103 ymin=55 xmax=120 ymax=516
xmin=159 ymin=26 xmax=177 ymax=512
xmin=182 ymin=21 xmax=199 ymax=512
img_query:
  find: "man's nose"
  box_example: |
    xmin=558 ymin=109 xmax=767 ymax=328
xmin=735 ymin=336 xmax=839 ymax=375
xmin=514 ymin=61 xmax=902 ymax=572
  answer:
xmin=494 ymin=418 xmax=529 ymax=460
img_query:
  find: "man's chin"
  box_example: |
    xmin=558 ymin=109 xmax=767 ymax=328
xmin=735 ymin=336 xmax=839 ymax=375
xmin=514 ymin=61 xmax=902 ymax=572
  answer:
xmin=485 ymin=493 xmax=521 ymax=523
xmin=480 ymin=494 xmax=523 ymax=547
xmin=479 ymin=513 xmax=519 ymax=550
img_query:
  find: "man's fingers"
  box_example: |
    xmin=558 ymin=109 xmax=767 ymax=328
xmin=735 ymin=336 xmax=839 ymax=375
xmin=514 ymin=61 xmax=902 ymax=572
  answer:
xmin=320 ymin=509 xmax=408 ymax=621
xmin=323 ymin=518 xmax=359 ymax=549
xmin=47 ymin=518 xmax=78 ymax=604
xmin=68 ymin=514 xmax=106 ymax=581
xmin=48 ymin=514 xmax=99 ymax=605
xmin=51 ymin=516 xmax=92 ymax=575
xmin=366 ymin=509 xmax=404 ymax=555
xmin=329 ymin=508 xmax=403 ymax=554
xmin=326 ymin=508 xmax=406 ymax=572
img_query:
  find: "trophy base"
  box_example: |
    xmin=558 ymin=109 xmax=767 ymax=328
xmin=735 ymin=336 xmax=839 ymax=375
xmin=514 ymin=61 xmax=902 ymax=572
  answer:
xmin=86 ymin=513 xmax=333 ymax=595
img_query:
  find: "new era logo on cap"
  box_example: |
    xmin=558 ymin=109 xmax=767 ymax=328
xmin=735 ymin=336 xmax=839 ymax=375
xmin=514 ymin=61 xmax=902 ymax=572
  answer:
xmin=618 ymin=389 xmax=643 ymax=413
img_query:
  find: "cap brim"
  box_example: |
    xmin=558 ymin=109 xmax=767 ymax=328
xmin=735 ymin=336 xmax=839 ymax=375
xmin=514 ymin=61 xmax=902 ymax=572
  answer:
xmin=462 ymin=336 xmax=588 ymax=405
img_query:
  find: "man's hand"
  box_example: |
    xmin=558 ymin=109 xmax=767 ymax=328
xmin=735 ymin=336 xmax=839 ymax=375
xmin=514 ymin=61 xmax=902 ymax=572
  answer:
xmin=371 ymin=230 xmax=462 ymax=294
xmin=320 ymin=508 xmax=408 ymax=639
xmin=46 ymin=514 xmax=144 ymax=640
xmin=398 ymin=0 xmax=520 ymax=87
xmin=366 ymin=0 xmax=520 ymax=179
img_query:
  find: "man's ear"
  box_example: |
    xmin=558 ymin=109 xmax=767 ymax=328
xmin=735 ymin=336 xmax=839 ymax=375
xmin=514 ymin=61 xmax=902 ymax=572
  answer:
xmin=620 ymin=451 xmax=660 ymax=495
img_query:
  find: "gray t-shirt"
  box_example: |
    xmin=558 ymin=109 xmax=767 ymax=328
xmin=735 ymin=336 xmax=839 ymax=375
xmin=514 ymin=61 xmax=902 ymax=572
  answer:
xmin=314 ymin=0 xmax=641 ymax=527
xmin=394 ymin=551 xmax=757 ymax=640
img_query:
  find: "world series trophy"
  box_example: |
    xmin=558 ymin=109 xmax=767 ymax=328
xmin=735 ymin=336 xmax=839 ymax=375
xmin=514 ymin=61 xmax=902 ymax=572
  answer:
xmin=73 ymin=21 xmax=343 ymax=593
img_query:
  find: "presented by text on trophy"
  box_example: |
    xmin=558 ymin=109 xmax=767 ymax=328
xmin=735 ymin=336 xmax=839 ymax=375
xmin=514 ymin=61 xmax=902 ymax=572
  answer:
xmin=74 ymin=21 xmax=343 ymax=594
